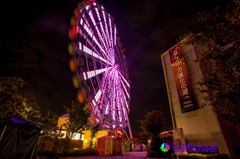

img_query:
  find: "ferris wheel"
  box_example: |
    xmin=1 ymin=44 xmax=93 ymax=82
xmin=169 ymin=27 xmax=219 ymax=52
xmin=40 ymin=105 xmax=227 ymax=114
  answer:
xmin=68 ymin=0 xmax=132 ymax=137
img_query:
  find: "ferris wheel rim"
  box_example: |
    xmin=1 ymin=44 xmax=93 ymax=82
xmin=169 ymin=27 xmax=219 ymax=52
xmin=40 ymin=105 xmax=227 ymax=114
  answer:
xmin=69 ymin=0 xmax=130 ymax=130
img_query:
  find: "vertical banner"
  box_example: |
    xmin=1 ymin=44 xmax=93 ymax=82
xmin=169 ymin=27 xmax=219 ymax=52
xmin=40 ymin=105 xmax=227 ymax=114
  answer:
xmin=169 ymin=45 xmax=196 ymax=112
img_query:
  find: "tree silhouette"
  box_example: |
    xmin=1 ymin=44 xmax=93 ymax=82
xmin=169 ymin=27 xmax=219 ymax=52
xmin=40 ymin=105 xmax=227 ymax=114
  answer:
xmin=139 ymin=110 xmax=165 ymax=157
xmin=61 ymin=101 xmax=90 ymax=152
xmin=184 ymin=0 xmax=240 ymax=124
xmin=0 ymin=76 xmax=41 ymax=122
xmin=139 ymin=110 xmax=164 ymax=136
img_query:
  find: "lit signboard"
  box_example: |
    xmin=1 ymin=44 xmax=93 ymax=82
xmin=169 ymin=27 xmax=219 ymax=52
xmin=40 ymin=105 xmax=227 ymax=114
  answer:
xmin=169 ymin=45 xmax=196 ymax=112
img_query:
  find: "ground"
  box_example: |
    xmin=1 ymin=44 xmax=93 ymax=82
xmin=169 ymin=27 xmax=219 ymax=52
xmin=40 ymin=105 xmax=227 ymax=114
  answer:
xmin=63 ymin=151 xmax=168 ymax=159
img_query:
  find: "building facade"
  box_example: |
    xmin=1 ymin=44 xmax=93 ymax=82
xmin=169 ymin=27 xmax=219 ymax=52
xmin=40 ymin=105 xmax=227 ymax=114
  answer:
xmin=161 ymin=38 xmax=240 ymax=158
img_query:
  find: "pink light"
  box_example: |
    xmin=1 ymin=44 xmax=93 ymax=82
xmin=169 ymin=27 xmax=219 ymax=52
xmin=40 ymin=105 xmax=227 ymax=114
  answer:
xmin=118 ymin=71 xmax=130 ymax=88
xmin=78 ymin=22 xmax=110 ymax=63
xmin=109 ymin=17 xmax=114 ymax=47
xmin=96 ymin=8 xmax=110 ymax=49
xmin=114 ymin=26 xmax=116 ymax=46
xmin=89 ymin=10 xmax=108 ymax=52
xmin=78 ymin=42 xmax=111 ymax=65
xmin=120 ymin=78 xmax=130 ymax=99
xmin=102 ymin=10 xmax=111 ymax=49
xmin=83 ymin=23 xmax=108 ymax=59
xmin=83 ymin=67 xmax=112 ymax=80
xmin=114 ymin=71 xmax=121 ymax=123
xmin=75 ymin=3 xmax=131 ymax=130
xmin=94 ymin=89 xmax=102 ymax=102
xmin=123 ymin=91 xmax=130 ymax=112
xmin=105 ymin=104 xmax=109 ymax=114
xmin=80 ymin=19 xmax=83 ymax=25
xmin=89 ymin=11 xmax=96 ymax=25
xmin=85 ymin=5 xmax=90 ymax=10
xmin=92 ymin=100 xmax=96 ymax=106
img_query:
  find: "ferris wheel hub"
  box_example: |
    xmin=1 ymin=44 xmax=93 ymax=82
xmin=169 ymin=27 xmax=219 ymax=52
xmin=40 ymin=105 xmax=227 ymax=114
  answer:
xmin=113 ymin=64 xmax=120 ymax=70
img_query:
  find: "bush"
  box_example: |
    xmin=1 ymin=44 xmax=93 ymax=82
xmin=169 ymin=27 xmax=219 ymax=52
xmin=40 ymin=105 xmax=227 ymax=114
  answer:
xmin=171 ymin=153 xmax=230 ymax=159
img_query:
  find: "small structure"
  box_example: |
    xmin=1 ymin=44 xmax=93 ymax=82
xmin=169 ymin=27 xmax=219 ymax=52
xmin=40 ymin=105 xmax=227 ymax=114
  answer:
xmin=0 ymin=117 xmax=41 ymax=159
xmin=96 ymin=135 xmax=122 ymax=156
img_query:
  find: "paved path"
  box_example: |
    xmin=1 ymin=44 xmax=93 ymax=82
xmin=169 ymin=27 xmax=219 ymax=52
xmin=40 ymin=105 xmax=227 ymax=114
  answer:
xmin=63 ymin=151 xmax=167 ymax=159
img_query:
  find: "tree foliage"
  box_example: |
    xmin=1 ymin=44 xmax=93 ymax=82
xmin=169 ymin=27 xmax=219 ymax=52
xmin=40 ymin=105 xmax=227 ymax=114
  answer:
xmin=0 ymin=76 xmax=41 ymax=122
xmin=139 ymin=110 xmax=164 ymax=136
xmin=41 ymin=111 xmax=59 ymax=138
xmin=184 ymin=0 xmax=240 ymax=124
xmin=63 ymin=101 xmax=90 ymax=140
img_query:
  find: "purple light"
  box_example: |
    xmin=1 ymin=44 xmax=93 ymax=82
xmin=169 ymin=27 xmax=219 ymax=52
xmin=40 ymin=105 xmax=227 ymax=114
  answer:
xmin=71 ymin=1 xmax=131 ymax=135
xmin=109 ymin=17 xmax=113 ymax=47
xmin=120 ymin=78 xmax=130 ymax=99
xmin=82 ymin=22 xmax=109 ymax=60
xmin=78 ymin=42 xmax=111 ymax=65
xmin=118 ymin=71 xmax=130 ymax=88
xmin=88 ymin=10 xmax=108 ymax=52
xmin=102 ymin=10 xmax=111 ymax=50
xmin=114 ymin=26 xmax=116 ymax=46
xmin=83 ymin=67 xmax=112 ymax=80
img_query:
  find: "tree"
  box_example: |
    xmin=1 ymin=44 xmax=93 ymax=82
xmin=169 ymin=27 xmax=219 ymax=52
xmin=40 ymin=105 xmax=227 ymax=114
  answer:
xmin=139 ymin=110 xmax=165 ymax=157
xmin=139 ymin=110 xmax=164 ymax=136
xmin=38 ymin=111 xmax=59 ymax=153
xmin=64 ymin=101 xmax=90 ymax=139
xmin=183 ymin=0 xmax=240 ymax=124
xmin=62 ymin=101 xmax=90 ymax=152
xmin=0 ymin=76 xmax=41 ymax=122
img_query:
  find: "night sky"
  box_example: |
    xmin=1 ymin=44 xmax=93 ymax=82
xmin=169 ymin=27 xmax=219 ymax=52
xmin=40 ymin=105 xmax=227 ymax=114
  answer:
xmin=0 ymin=0 xmax=229 ymax=132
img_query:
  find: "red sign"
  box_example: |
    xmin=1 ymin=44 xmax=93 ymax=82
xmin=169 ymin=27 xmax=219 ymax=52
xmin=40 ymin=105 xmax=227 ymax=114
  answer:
xmin=169 ymin=45 xmax=196 ymax=112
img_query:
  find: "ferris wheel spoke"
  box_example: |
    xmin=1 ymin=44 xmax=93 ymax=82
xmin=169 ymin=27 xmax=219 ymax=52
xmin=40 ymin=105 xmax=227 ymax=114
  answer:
xmin=120 ymin=95 xmax=128 ymax=119
xmin=83 ymin=67 xmax=112 ymax=80
xmin=116 ymin=84 xmax=123 ymax=124
xmin=80 ymin=16 xmax=111 ymax=62
xmin=95 ymin=8 xmax=111 ymax=49
xmin=88 ymin=10 xmax=108 ymax=52
xmin=82 ymin=22 xmax=111 ymax=62
xmin=102 ymin=11 xmax=112 ymax=49
xmin=108 ymin=17 xmax=114 ymax=48
xmin=122 ymin=90 xmax=130 ymax=112
xmin=120 ymin=78 xmax=130 ymax=99
xmin=114 ymin=25 xmax=117 ymax=46
xmin=109 ymin=70 xmax=117 ymax=123
xmin=118 ymin=80 xmax=127 ymax=120
xmin=118 ymin=71 xmax=130 ymax=88
xmin=78 ymin=42 xmax=111 ymax=65
xmin=104 ymin=103 xmax=109 ymax=114
xmin=95 ymin=71 xmax=110 ymax=115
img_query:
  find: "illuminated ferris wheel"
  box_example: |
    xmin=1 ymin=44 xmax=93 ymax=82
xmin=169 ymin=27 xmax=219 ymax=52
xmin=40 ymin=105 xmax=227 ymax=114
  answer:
xmin=68 ymin=0 xmax=132 ymax=137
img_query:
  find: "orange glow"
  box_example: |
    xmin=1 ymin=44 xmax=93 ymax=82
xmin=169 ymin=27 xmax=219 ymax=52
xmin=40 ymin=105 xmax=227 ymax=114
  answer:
xmin=69 ymin=59 xmax=76 ymax=72
xmin=74 ymin=8 xmax=80 ymax=18
xmin=89 ymin=114 xmax=97 ymax=125
xmin=77 ymin=91 xmax=85 ymax=104
xmin=86 ymin=102 xmax=93 ymax=110
xmin=68 ymin=29 xmax=74 ymax=40
xmin=68 ymin=43 xmax=74 ymax=55
xmin=72 ymin=76 xmax=80 ymax=88
xmin=70 ymin=17 xmax=76 ymax=26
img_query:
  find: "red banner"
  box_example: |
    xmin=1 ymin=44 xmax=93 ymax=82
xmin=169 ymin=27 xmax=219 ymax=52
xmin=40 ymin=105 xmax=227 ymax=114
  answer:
xmin=169 ymin=45 xmax=196 ymax=112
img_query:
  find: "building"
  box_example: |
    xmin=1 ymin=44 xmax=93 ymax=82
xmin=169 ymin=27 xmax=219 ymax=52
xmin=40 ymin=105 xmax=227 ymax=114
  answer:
xmin=161 ymin=38 xmax=240 ymax=158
